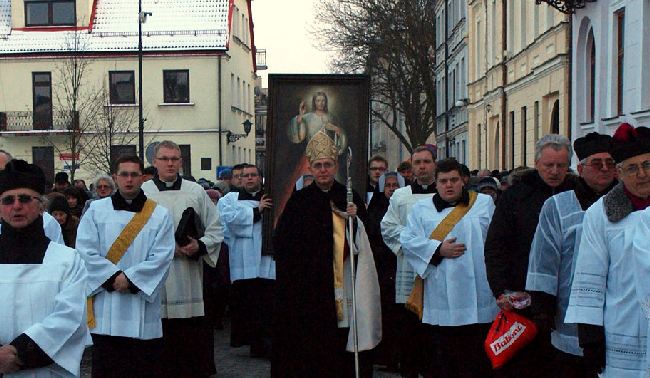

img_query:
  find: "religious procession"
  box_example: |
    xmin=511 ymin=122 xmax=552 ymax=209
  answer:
xmin=1 ymin=120 xmax=650 ymax=378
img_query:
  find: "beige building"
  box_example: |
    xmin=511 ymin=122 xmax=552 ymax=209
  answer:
xmin=0 ymin=0 xmax=257 ymax=184
xmin=467 ymin=0 xmax=570 ymax=170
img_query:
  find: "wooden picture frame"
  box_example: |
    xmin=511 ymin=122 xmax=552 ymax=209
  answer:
xmin=262 ymin=74 xmax=370 ymax=255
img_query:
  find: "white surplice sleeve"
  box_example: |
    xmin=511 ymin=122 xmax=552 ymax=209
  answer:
xmin=565 ymin=204 xmax=607 ymax=326
xmin=400 ymin=201 xmax=441 ymax=280
xmin=526 ymin=196 xmax=562 ymax=296
xmin=220 ymin=193 xmax=254 ymax=238
xmin=43 ymin=212 xmax=65 ymax=245
xmin=197 ymin=189 xmax=223 ymax=267
xmin=381 ymin=189 xmax=406 ymax=255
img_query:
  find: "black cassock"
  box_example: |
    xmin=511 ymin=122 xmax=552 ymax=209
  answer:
xmin=271 ymin=180 xmax=370 ymax=378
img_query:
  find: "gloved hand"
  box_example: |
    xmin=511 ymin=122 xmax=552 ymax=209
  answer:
xmin=578 ymin=324 xmax=606 ymax=376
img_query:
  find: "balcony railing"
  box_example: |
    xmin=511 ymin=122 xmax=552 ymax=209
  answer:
xmin=0 ymin=111 xmax=79 ymax=133
xmin=256 ymin=49 xmax=268 ymax=71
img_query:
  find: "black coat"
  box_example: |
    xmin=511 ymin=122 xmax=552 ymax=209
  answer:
xmin=366 ymin=192 xmax=396 ymax=304
xmin=271 ymin=180 xmax=368 ymax=377
xmin=484 ymin=170 xmax=576 ymax=298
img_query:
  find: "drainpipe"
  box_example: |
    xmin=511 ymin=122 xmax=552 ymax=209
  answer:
xmin=218 ymin=55 xmax=223 ymax=166
xmin=501 ymin=0 xmax=508 ymax=169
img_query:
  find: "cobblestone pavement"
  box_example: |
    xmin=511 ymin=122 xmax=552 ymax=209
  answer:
xmin=80 ymin=319 xmax=399 ymax=377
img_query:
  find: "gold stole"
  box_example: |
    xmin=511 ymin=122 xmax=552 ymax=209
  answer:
xmin=86 ymin=199 xmax=157 ymax=328
xmin=405 ymin=191 xmax=478 ymax=320
xmin=332 ymin=211 xmax=347 ymax=321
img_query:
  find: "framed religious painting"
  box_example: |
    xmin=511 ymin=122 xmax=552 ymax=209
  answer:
xmin=262 ymin=74 xmax=370 ymax=255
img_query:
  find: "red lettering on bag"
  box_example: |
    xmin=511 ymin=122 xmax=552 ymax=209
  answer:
xmin=489 ymin=321 xmax=526 ymax=355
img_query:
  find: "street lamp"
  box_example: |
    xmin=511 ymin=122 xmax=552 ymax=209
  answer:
xmin=137 ymin=1 xmax=152 ymax=160
xmin=535 ymin=0 xmax=596 ymax=14
xmin=226 ymin=119 xmax=252 ymax=144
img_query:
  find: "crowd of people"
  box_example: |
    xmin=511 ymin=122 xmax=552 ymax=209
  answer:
xmin=0 ymin=121 xmax=649 ymax=378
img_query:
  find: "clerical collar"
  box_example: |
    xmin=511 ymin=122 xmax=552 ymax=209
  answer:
xmin=111 ymin=189 xmax=148 ymax=212
xmin=152 ymin=174 xmax=182 ymax=191
xmin=239 ymin=189 xmax=264 ymax=201
xmin=411 ymin=181 xmax=437 ymax=194
xmin=0 ymin=216 xmax=49 ymax=264
xmin=432 ymin=189 xmax=470 ymax=212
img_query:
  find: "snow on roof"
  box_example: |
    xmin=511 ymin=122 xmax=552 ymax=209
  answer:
xmin=0 ymin=0 xmax=230 ymax=54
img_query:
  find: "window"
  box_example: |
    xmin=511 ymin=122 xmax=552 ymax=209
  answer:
xmin=25 ymin=0 xmax=75 ymax=27
xmin=534 ymin=101 xmax=540 ymax=140
xmin=109 ymin=71 xmax=135 ymax=104
xmin=521 ymin=106 xmax=527 ymax=165
xmin=163 ymin=70 xmax=189 ymax=103
xmin=110 ymin=145 xmax=137 ymax=167
xmin=33 ymin=72 xmax=52 ymax=130
xmin=180 ymin=145 xmax=191 ymax=176
xmin=32 ymin=146 xmax=54 ymax=185
xmin=510 ymin=111 xmax=515 ymax=169
xmin=587 ymin=31 xmax=596 ymax=122
xmin=616 ymin=9 xmax=625 ymax=115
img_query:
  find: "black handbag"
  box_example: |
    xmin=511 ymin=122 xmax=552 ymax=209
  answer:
xmin=175 ymin=207 xmax=204 ymax=246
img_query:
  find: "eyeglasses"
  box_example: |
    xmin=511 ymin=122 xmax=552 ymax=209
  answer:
xmin=96 ymin=185 xmax=112 ymax=190
xmin=312 ymin=162 xmax=335 ymax=170
xmin=369 ymin=167 xmax=386 ymax=172
xmin=0 ymin=194 xmax=41 ymax=206
xmin=117 ymin=172 xmax=142 ymax=178
xmin=240 ymin=173 xmax=259 ymax=178
xmin=620 ymin=160 xmax=650 ymax=176
xmin=156 ymin=157 xmax=181 ymax=162
xmin=582 ymin=158 xmax=616 ymax=170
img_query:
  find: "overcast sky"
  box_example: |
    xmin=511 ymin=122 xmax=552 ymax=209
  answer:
xmin=251 ymin=0 xmax=332 ymax=87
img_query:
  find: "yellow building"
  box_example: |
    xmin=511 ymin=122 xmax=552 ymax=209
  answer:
xmin=467 ymin=0 xmax=570 ymax=170
xmin=0 ymin=0 xmax=257 ymax=184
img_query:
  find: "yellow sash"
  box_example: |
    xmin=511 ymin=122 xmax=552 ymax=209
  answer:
xmin=405 ymin=191 xmax=478 ymax=320
xmin=86 ymin=199 xmax=157 ymax=328
xmin=332 ymin=211 xmax=347 ymax=321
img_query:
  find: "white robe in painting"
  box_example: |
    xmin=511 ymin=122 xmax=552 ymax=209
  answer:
xmin=400 ymin=193 xmax=498 ymax=326
xmin=76 ymin=197 xmax=175 ymax=339
xmin=632 ymin=207 xmax=650 ymax=376
xmin=218 ymin=192 xmax=275 ymax=282
xmin=380 ymin=186 xmax=435 ymax=303
xmin=526 ymin=191 xmax=586 ymax=356
xmin=0 ymin=212 xmax=64 ymax=245
xmin=0 ymin=243 xmax=88 ymax=377
xmin=565 ymin=198 xmax=647 ymax=377
xmin=142 ymin=179 xmax=224 ymax=318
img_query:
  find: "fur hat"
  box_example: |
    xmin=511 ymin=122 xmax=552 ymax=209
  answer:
xmin=574 ymin=132 xmax=613 ymax=161
xmin=48 ymin=195 xmax=71 ymax=215
xmin=611 ymin=123 xmax=650 ymax=163
xmin=0 ymin=159 xmax=46 ymax=195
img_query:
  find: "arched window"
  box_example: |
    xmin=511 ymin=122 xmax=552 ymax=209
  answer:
xmin=586 ymin=29 xmax=596 ymax=122
xmin=551 ymin=100 xmax=560 ymax=134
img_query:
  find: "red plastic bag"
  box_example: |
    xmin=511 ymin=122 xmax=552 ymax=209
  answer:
xmin=484 ymin=310 xmax=538 ymax=369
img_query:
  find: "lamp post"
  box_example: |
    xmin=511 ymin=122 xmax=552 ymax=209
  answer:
xmin=137 ymin=2 xmax=151 ymax=160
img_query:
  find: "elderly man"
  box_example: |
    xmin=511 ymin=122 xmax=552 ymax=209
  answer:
xmin=380 ymin=145 xmax=437 ymax=377
xmin=0 ymin=151 xmax=64 ymax=245
xmin=401 ymin=158 xmax=497 ymax=377
xmin=219 ymin=164 xmax=275 ymax=357
xmin=142 ymin=140 xmax=223 ymax=377
xmin=76 ymin=155 xmax=175 ymax=377
xmin=273 ymin=130 xmax=380 ymax=377
xmin=485 ymin=134 xmax=576 ymax=377
xmin=526 ymin=132 xmax=616 ymax=376
xmin=566 ymin=123 xmax=650 ymax=377
xmin=0 ymin=160 xmax=88 ymax=377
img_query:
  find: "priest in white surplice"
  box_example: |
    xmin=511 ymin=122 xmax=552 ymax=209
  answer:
xmin=400 ymin=158 xmax=497 ymax=377
xmin=380 ymin=145 xmax=437 ymax=376
xmin=565 ymin=123 xmax=650 ymax=377
xmin=142 ymin=140 xmax=223 ymax=377
xmin=77 ymin=155 xmax=174 ymax=377
xmin=219 ymin=164 xmax=275 ymax=357
xmin=0 ymin=160 xmax=88 ymax=377
xmin=526 ymin=132 xmax=616 ymax=376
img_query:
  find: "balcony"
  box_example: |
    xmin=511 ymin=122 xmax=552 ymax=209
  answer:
xmin=0 ymin=111 xmax=79 ymax=134
xmin=256 ymin=49 xmax=268 ymax=71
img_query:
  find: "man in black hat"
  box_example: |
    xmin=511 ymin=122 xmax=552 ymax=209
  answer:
xmin=53 ymin=171 xmax=70 ymax=193
xmin=526 ymin=132 xmax=616 ymax=376
xmin=566 ymin=123 xmax=650 ymax=376
xmin=0 ymin=160 xmax=88 ymax=376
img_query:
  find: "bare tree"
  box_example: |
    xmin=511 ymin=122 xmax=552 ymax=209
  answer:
xmin=41 ymin=31 xmax=101 ymax=181
xmin=314 ymin=0 xmax=437 ymax=152
xmin=83 ymin=88 xmax=140 ymax=174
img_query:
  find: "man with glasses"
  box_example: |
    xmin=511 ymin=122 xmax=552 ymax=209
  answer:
xmin=526 ymin=132 xmax=616 ymax=376
xmin=485 ymin=134 xmax=576 ymax=377
xmin=367 ymin=155 xmax=388 ymax=203
xmin=230 ymin=163 xmax=246 ymax=193
xmin=142 ymin=140 xmax=223 ymax=377
xmin=219 ymin=164 xmax=275 ymax=357
xmin=566 ymin=123 xmax=650 ymax=377
xmin=76 ymin=155 xmax=174 ymax=377
xmin=0 ymin=160 xmax=88 ymax=377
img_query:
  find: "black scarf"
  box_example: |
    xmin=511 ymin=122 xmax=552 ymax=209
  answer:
xmin=432 ymin=189 xmax=470 ymax=212
xmin=111 ymin=190 xmax=148 ymax=212
xmin=574 ymin=177 xmax=617 ymax=211
xmin=0 ymin=216 xmax=49 ymax=264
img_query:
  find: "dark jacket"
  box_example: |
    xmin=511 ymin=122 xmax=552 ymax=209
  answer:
xmin=484 ymin=170 xmax=576 ymax=298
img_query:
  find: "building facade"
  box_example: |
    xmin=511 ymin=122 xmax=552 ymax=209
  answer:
xmin=571 ymin=0 xmax=650 ymax=144
xmin=0 ymin=0 xmax=257 ymax=184
xmin=467 ymin=0 xmax=570 ymax=170
xmin=435 ymin=0 xmax=469 ymax=164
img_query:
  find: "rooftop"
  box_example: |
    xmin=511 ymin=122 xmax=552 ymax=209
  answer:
xmin=0 ymin=0 xmax=230 ymax=54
